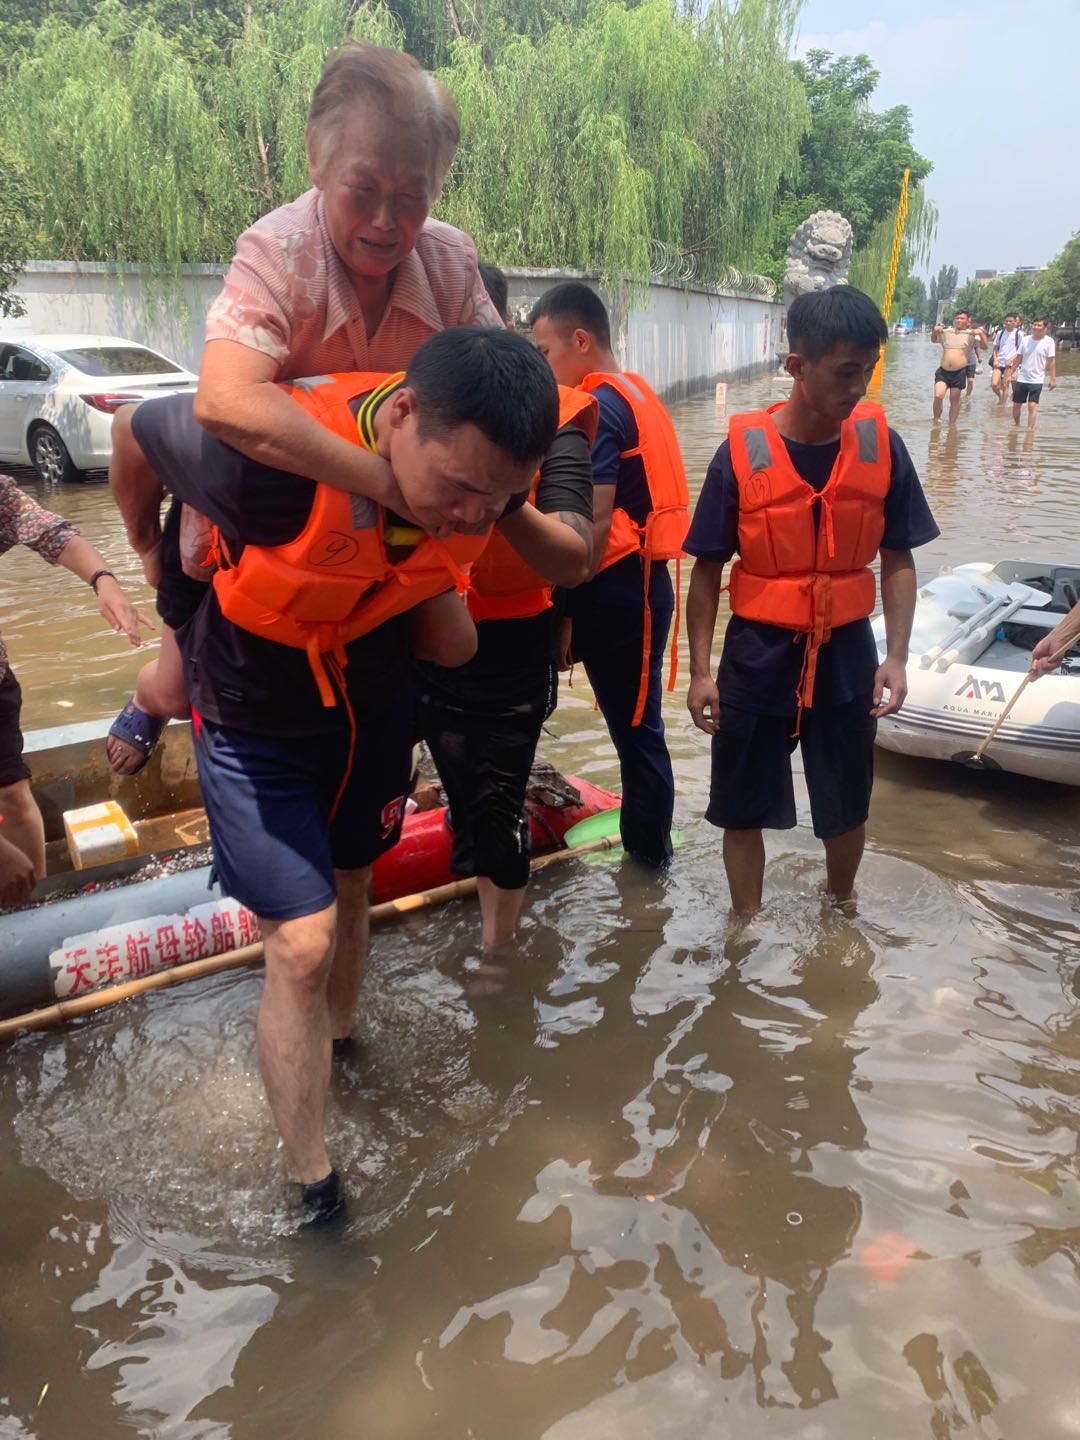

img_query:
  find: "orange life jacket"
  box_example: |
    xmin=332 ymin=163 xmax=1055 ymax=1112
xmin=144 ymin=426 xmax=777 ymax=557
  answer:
xmin=727 ymin=399 xmax=891 ymax=721
xmin=212 ymin=372 xmax=491 ymax=707
xmin=466 ymin=387 xmax=599 ymax=623
xmin=578 ymin=371 xmax=691 ymax=724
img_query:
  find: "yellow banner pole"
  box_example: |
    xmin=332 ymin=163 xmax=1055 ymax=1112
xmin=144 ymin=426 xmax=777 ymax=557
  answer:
xmin=868 ymin=167 xmax=911 ymax=390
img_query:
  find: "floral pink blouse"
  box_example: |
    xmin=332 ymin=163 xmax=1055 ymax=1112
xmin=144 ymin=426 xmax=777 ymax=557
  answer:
xmin=204 ymin=188 xmax=502 ymax=374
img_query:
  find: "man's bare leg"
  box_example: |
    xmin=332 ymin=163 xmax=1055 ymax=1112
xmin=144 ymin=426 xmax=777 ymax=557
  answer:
xmin=1027 ymin=400 xmax=1039 ymax=429
xmin=948 ymin=387 xmax=962 ymax=424
xmin=822 ymin=825 xmax=864 ymax=904
xmin=0 ymin=779 xmax=45 ymax=880
xmin=476 ymin=876 xmax=527 ymax=954
xmin=326 ymin=865 xmax=371 ymax=1042
xmin=256 ymin=902 xmax=337 ymax=1184
xmin=932 ymin=380 xmax=947 ymax=420
xmin=723 ymin=828 xmax=766 ymax=919
xmin=1012 ymin=398 xmax=1022 ymax=425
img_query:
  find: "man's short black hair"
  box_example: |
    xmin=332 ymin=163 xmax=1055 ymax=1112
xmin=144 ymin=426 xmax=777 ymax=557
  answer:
xmin=478 ymin=262 xmax=510 ymax=324
xmin=1004 ymin=311 xmax=1019 ymax=320
xmin=1031 ymin=315 xmax=1048 ymax=325
xmin=528 ymin=281 xmax=612 ymax=348
xmin=406 ymin=327 xmax=558 ymax=467
xmin=953 ymin=309 xmax=970 ymax=320
xmin=787 ymin=286 xmax=888 ymax=360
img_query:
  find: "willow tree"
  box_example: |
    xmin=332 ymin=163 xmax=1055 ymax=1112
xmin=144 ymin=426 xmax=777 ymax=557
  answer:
xmin=2 ymin=11 xmax=247 ymax=270
xmin=849 ymin=184 xmax=937 ymax=321
xmin=212 ymin=0 xmax=404 ymax=213
xmin=437 ymin=0 xmax=806 ymax=289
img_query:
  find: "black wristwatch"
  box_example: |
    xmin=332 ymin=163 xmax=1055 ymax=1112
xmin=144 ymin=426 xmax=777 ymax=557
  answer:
xmin=89 ymin=569 xmax=117 ymax=593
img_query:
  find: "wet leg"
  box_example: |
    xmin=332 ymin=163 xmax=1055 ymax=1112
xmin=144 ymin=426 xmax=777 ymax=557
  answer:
xmin=1027 ymin=401 xmax=1039 ymax=429
xmin=932 ymin=380 xmax=947 ymax=419
xmin=256 ymin=902 xmax=337 ymax=1184
xmin=326 ymin=865 xmax=370 ymax=1043
xmin=822 ymin=824 xmax=864 ymax=903
xmin=0 ymin=778 xmax=45 ymax=880
xmin=723 ymin=828 xmax=765 ymax=918
xmin=476 ymin=877 xmax=527 ymax=954
xmin=948 ymin=387 xmax=962 ymax=424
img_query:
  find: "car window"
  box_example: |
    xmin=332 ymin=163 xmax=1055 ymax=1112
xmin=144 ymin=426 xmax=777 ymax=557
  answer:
xmin=2 ymin=346 xmax=51 ymax=383
xmin=54 ymin=346 xmax=184 ymax=377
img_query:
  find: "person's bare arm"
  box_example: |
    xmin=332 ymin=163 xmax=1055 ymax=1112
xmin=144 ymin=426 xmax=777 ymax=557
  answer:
xmin=1049 ymin=355 xmax=1058 ymax=389
xmin=585 ymin=485 xmax=615 ymax=582
xmin=495 ymin=505 xmax=592 ymax=587
xmin=686 ymin=559 xmax=725 ymax=734
xmin=54 ymin=534 xmax=152 ymax=645
xmin=195 ymin=340 xmax=408 ymax=509
xmin=1031 ymin=596 xmax=1080 ymax=677
xmin=930 ymin=322 xmax=943 ymax=342
xmin=110 ymin=405 xmax=168 ymax=586
xmin=873 ymin=547 xmax=916 ymax=718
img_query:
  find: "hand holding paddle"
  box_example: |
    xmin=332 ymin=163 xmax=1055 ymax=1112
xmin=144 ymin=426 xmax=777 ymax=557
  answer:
xmin=958 ymin=636 xmax=1076 ymax=770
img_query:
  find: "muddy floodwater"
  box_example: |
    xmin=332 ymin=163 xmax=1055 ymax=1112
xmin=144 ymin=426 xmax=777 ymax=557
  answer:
xmin=2 ymin=340 xmax=1080 ymax=1439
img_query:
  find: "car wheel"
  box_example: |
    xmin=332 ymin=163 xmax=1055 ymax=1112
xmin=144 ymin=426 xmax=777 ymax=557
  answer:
xmin=28 ymin=424 xmax=79 ymax=484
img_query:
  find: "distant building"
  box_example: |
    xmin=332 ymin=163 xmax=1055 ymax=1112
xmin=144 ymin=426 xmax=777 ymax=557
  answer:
xmin=973 ymin=269 xmax=997 ymax=285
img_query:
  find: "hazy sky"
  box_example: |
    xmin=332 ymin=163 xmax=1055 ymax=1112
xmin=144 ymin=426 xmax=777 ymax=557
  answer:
xmin=794 ymin=0 xmax=1078 ymax=283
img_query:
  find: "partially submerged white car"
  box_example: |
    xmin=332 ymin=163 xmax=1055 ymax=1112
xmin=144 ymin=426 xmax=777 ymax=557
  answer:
xmin=0 ymin=333 xmax=197 ymax=483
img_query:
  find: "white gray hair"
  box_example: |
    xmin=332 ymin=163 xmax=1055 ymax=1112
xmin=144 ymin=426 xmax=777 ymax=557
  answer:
xmin=306 ymin=43 xmax=460 ymax=196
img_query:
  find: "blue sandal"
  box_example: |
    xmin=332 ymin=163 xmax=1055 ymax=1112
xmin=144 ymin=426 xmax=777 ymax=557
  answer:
xmin=107 ymin=698 xmax=167 ymax=774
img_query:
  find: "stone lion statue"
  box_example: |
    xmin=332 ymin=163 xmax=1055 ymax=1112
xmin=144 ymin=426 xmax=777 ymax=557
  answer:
xmin=784 ymin=210 xmax=854 ymax=306
xmin=778 ymin=210 xmax=854 ymax=364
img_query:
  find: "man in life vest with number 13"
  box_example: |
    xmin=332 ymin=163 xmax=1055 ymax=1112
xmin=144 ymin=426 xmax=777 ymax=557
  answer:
xmin=685 ymin=287 xmax=940 ymax=919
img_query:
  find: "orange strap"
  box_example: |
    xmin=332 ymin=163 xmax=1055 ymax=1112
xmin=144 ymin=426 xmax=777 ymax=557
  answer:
xmin=631 ymin=550 xmax=654 ymax=728
xmin=667 ymin=555 xmax=682 ymax=694
xmin=326 ymin=653 xmax=358 ymax=824
xmin=791 ymin=574 xmax=833 ymax=736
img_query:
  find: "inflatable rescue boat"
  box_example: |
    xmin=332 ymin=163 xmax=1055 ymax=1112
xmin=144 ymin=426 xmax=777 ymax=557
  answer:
xmin=0 ymin=719 xmax=619 ymax=1022
xmin=871 ymin=561 xmax=1080 ymax=784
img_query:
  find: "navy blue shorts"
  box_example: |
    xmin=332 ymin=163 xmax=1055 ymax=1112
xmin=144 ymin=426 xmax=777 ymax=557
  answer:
xmin=706 ymin=695 xmax=876 ymax=840
xmin=193 ymin=701 xmax=414 ymax=921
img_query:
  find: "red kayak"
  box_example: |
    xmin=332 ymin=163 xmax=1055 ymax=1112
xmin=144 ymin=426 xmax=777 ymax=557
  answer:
xmin=370 ymin=774 xmax=620 ymax=903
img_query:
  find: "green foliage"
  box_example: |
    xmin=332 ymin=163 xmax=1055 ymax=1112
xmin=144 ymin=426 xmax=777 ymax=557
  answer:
xmin=927 ymin=263 xmax=959 ymax=319
xmin=437 ymin=0 xmax=806 ymax=288
xmin=952 ymin=240 xmax=1080 ymax=329
xmin=0 ymin=141 xmax=43 ymax=318
xmin=848 ymin=185 xmax=937 ymax=322
xmin=790 ymin=50 xmax=932 ymax=240
xmin=1029 ymin=233 xmax=1080 ymax=324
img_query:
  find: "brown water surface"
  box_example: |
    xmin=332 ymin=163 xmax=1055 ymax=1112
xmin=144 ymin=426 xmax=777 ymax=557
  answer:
xmin=2 ymin=339 xmax=1079 ymax=1439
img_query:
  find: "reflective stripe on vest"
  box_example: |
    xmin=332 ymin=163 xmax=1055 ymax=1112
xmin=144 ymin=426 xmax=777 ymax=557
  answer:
xmin=467 ymin=386 xmax=599 ymax=623
xmin=728 ymin=399 xmax=890 ymax=721
xmin=212 ymin=372 xmax=491 ymax=706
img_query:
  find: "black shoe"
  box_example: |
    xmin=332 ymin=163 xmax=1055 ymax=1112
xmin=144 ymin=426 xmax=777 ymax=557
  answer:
xmin=299 ymin=1170 xmax=346 ymax=1228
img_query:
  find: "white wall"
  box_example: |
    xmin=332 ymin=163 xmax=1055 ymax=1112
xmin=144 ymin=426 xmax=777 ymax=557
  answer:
xmin=14 ymin=262 xmax=781 ymax=397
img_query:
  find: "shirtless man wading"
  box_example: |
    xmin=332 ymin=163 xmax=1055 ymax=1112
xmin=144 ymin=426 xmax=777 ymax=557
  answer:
xmin=930 ymin=310 xmax=989 ymax=422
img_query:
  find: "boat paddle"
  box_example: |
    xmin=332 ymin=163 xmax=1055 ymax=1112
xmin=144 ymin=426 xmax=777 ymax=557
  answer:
xmin=952 ymin=637 xmax=1076 ymax=771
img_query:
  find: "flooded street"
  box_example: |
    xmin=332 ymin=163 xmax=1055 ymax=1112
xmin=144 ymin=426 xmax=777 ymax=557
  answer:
xmin=2 ymin=338 xmax=1080 ymax=1439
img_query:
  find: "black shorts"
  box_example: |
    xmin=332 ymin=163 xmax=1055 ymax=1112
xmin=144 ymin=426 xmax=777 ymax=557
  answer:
xmin=965 ymin=363 xmax=977 ymax=379
xmin=193 ymin=694 xmax=414 ymax=921
xmin=416 ymin=662 xmax=557 ymax=891
xmin=706 ymin=695 xmax=876 ymax=840
xmin=1012 ymin=381 xmax=1043 ymax=405
xmin=0 ymin=667 xmax=30 ymax=788
xmin=935 ymin=366 xmax=967 ymax=391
